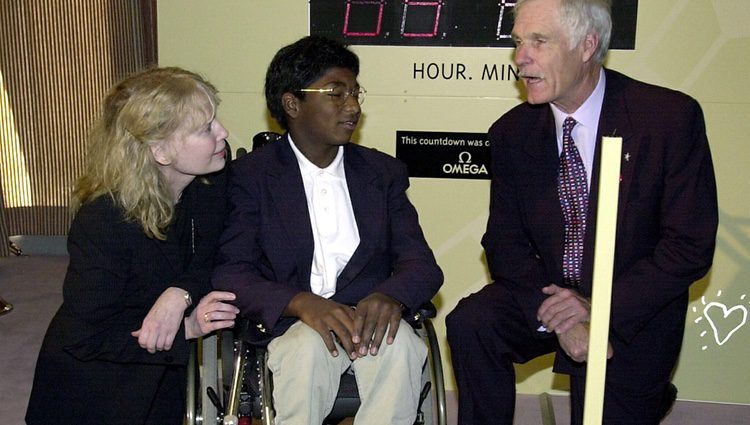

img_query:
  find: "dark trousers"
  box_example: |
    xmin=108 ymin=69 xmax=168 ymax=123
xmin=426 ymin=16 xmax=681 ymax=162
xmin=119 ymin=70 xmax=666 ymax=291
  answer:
xmin=446 ymin=283 xmax=667 ymax=425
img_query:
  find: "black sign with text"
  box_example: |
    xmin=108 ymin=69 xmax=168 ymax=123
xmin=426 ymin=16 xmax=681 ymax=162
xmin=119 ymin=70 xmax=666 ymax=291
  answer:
xmin=396 ymin=130 xmax=491 ymax=180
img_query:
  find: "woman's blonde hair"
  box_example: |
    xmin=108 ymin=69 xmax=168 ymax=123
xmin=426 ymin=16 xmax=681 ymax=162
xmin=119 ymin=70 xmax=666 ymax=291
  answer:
xmin=72 ymin=66 xmax=220 ymax=240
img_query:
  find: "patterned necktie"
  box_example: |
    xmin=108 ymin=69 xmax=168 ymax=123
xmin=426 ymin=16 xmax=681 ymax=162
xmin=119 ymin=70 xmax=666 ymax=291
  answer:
xmin=558 ymin=116 xmax=588 ymax=286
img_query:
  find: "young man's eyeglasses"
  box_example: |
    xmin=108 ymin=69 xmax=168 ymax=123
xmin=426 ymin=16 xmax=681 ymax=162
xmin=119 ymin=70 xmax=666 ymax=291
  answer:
xmin=297 ymin=86 xmax=366 ymax=106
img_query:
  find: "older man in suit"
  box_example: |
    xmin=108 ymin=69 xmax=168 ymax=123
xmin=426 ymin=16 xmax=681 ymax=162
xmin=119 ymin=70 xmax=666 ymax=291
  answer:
xmin=212 ymin=36 xmax=443 ymax=425
xmin=446 ymin=0 xmax=718 ymax=424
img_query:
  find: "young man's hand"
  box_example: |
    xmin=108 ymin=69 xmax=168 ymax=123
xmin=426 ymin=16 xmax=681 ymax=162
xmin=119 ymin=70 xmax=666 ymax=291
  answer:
xmin=353 ymin=293 xmax=403 ymax=357
xmin=286 ymin=292 xmax=358 ymax=359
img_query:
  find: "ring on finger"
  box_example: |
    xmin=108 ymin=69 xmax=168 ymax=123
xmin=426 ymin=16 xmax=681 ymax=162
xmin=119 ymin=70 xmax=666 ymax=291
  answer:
xmin=204 ymin=312 xmax=211 ymax=323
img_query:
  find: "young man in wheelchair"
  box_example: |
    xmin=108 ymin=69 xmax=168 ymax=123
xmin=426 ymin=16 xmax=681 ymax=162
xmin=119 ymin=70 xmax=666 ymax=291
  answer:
xmin=212 ymin=35 xmax=443 ymax=425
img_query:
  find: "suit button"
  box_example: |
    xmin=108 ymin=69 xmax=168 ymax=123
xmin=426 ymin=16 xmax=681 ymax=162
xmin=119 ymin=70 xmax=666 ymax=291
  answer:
xmin=535 ymin=254 xmax=541 ymax=260
xmin=256 ymin=323 xmax=266 ymax=333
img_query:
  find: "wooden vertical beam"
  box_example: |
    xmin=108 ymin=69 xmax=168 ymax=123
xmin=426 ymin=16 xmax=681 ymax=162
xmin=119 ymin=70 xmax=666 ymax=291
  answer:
xmin=583 ymin=136 xmax=622 ymax=424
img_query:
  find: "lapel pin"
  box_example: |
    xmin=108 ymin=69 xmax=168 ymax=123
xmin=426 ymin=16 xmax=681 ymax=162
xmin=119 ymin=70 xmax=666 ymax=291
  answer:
xmin=624 ymin=152 xmax=631 ymax=162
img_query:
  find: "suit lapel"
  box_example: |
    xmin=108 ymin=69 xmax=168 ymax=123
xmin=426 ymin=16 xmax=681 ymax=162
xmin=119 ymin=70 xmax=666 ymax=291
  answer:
xmin=523 ymin=111 xmax=566 ymax=278
xmin=595 ymin=69 xmax=637 ymax=218
xmin=267 ymin=138 xmax=315 ymax=282
xmin=582 ymin=69 xmax=638 ymax=292
xmin=336 ymin=145 xmax=380 ymax=291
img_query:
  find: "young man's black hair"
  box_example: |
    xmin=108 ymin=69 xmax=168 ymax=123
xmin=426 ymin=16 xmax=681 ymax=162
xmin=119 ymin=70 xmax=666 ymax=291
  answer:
xmin=264 ymin=35 xmax=359 ymax=129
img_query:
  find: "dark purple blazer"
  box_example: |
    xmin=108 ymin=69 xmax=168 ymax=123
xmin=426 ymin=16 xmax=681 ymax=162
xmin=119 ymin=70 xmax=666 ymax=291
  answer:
xmin=482 ymin=69 xmax=718 ymax=383
xmin=212 ymin=137 xmax=443 ymax=344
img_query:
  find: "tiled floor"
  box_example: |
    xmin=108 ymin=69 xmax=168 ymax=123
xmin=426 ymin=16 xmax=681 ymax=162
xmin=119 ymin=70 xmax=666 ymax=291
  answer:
xmin=0 ymin=254 xmax=68 ymax=425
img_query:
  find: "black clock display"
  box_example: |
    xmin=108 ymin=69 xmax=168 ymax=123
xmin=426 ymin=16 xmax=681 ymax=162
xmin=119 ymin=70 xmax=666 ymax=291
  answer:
xmin=310 ymin=0 xmax=637 ymax=49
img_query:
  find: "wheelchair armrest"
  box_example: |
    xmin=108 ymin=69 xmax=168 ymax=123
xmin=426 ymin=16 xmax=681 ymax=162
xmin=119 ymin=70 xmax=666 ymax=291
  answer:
xmin=408 ymin=301 xmax=437 ymax=326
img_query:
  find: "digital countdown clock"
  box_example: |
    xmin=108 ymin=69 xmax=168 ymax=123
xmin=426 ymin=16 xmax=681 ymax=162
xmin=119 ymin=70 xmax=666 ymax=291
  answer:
xmin=310 ymin=0 xmax=637 ymax=49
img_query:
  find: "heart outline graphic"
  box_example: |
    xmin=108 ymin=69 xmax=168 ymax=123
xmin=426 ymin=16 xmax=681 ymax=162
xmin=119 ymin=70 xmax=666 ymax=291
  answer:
xmin=703 ymin=302 xmax=748 ymax=346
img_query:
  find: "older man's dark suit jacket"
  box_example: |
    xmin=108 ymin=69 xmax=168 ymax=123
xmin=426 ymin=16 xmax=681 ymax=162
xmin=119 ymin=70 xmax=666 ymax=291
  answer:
xmin=482 ymin=69 xmax=718 ymax=384
xmin=213 ymin=137 xmax=443 ymax=344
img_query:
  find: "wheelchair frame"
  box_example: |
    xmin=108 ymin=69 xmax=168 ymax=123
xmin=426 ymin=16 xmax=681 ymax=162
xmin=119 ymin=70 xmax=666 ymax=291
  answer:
xmin=187 ymin=305 xmax=447 ymax=425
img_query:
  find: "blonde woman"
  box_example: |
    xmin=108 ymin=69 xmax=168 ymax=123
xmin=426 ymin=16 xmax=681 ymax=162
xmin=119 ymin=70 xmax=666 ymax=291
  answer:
xmin=27 ymin=67 xmax=238 ymax=425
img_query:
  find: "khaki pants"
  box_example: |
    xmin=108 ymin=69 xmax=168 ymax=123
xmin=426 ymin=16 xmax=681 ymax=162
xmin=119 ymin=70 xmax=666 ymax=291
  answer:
xmin=267 ymin=319 xmax=427 ymax=425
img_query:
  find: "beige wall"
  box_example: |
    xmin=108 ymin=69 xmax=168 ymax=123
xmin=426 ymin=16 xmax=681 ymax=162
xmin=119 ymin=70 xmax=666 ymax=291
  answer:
xmin=159 ymin=0 xmax=750 ymax=404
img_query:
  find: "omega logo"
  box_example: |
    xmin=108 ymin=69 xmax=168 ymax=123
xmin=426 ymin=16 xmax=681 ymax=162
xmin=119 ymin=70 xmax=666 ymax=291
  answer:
xmin=443 ymin=151 xmax=488 ymax=175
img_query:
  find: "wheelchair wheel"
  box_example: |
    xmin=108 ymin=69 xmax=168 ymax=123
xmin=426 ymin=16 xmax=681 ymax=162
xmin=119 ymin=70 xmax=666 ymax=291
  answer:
xmin=186 ymin=341 xmax=198 ymax=425
xmin=414 ymin=319 xmax=448 ymax=425
xmin=219 ymin=311 xmax=448 ymax=425
xmin=186 ymin=333 xmax=227 ymax=425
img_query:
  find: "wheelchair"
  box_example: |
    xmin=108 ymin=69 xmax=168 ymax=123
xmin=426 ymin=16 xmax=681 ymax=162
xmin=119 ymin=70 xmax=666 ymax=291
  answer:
xmin=187 ymin=302 xmax=447 ymax=425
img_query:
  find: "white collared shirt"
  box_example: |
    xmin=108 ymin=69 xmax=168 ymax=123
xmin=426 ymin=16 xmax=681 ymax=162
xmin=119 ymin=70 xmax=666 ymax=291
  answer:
xmin=550 ymin=68 xmax=606 ymax=188
xmin=288 ymin=137 xmax=360 ymax=299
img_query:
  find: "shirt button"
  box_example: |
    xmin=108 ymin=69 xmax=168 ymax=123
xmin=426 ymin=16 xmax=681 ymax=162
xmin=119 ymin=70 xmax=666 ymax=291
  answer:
xmin=321 ymin=189 xmax=327 ymax=195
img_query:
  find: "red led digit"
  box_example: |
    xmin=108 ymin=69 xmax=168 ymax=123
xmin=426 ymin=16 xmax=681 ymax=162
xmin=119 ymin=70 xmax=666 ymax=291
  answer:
xmin=343 ymin=0 xmax=385 ymax=37
xmin=495 ymin=0 xmax=516 ymax=40
xmin=400 ymin=0 xmax=443 ymax=38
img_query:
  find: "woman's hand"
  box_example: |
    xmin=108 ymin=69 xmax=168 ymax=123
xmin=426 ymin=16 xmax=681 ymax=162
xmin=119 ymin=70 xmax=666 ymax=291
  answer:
xmin=184 ymin=291 xmax=239 ymax=340
xmin=131 ymin=287 xmax=190 ymax=354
